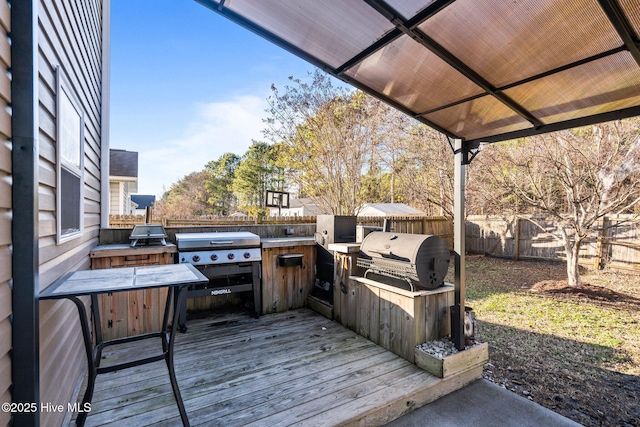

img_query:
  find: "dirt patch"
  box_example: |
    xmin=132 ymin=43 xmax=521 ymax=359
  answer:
xmin=530 ymin=280 xmax=640 ymax=311
xmin=483 ymin=346 xmax=640 ymax=426
xmin=459 ymin=256 xmax=640 ymax=427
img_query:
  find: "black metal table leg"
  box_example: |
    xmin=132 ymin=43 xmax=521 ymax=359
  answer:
xmin=166 ymin=285 xmax=190 ymax=426
xmin=39 ymin=264 xmax=206 ymax=427
xmin=69 ymin=296 xmax=96 ymax=427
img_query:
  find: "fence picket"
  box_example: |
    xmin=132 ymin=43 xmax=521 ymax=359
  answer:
xmin=467 ymin=215 xmax=640 ymax=272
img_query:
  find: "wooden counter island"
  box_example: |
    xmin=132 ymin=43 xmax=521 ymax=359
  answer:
xmin=329 ymin=243 xmax=454 ymax=363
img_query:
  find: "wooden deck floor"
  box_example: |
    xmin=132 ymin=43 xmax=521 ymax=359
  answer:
xmin=73 ymin=308 xmax=481 ymax=427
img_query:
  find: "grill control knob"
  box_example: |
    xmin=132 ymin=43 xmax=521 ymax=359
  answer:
xmin=227 ymin=253 xmax=235 ymax=260
xmin=210 ymin=254 xmax=218 ymax=261
xmin=192 ymin=255 xmax=201 ymax=263
xmin=243 ymin=252 xmax=251 ymax=259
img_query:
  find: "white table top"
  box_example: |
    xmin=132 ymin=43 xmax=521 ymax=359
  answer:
xmin=40 ymin=263 xmax=208 ymax=299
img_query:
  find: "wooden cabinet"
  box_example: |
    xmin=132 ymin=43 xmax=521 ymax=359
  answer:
xmin=90 ymin=244 xmax=176 ymax=340
xmin=331 ymin=244 xmax=453 ymax=363
xmin=261 ymin=238 xmax=316 ymax=314
xmin=342 ymin=277 xmax=453 ymax=362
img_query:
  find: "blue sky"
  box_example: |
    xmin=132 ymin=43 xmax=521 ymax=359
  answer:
xmin=110 ymin=0 xmax=322 ymax=197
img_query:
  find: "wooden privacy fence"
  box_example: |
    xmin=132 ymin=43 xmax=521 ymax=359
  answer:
xmin=466 ymin=215 xmax=640 ymax=272
xmin=108 ymin=214 xmax=454 ymax=248
xmin=357 ymin=216 xmax=454 ymax=249
xmin=108 ymin=215 xmax=320 ymax=227
xmin=111 ymin=213 xmax=640 ymax=271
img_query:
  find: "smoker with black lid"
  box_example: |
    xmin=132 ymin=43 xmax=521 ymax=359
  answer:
xmin=357 ymin=232 xmax=450 ymax=291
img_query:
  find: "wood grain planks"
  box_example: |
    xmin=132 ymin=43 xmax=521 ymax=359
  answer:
xmin=91 ymin=246 xmax=176 ymax=340
xmin=71 ymin=309 xmax=480 ymax=427
xmin=338 ymin=277 xmax=455 ymax=363
xmin=261 ymin=245 xmax=315 ymax=314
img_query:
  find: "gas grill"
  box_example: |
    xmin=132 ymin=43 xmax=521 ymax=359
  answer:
xmin=357 ymin=232 xmax=449 ymax=291
xmin=175 ymin=232 xmax=262 ymax=330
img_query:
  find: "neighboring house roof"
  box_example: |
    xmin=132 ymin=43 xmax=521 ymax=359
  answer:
xmin=230 ymin=211 xmax=248 ymax=217
xmin=110 ymin=149 xmax=138 ymax=177
xmin=270 ymin=197 xmax=328 ymax=215
xmin=358 ymin=203 xmax=426 ymax=216
xmin=130 ymin=194 xmax=155 ymax=209
xmin=288 ymin=198 xmax=309 ymax=208
xmin=292 ymin=198 xmax=326 ymax=214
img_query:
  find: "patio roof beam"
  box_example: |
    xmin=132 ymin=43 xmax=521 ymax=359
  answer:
xmin=598 ymin=0 xmax=640 ymax=67
xmin=334 ymin=29 xmax=402 ymax=76
xmin=363 ymin=0 xmax=544 ymax=129
xmin=418 ymin=45 xmax=629 ymax=116
xmin=338 ymin=76 xmax=458 ymax=138
xmin=465 ymin=104 xmax=640 ymax=148
xmin=337 ymin=0 xmax=457 ymax=74
xmin=363 ymin=0 xmax=456 ymax=30
xmin=194 ymin=0 xmax=334 ymax=75
xmin=336 ymin=0 xmax=456 ymax=71
xmin=194 ymin=0 xmax=462 ymax=139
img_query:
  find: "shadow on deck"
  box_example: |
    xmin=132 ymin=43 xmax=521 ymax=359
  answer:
xmin=72 ymin=308 xmax=481 ymax=426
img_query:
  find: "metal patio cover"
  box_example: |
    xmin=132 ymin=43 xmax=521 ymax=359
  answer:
xmin=197 ymin=0 xmax=640 ymax=148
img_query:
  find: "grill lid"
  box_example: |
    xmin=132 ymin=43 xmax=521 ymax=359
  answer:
xmin=175 ymin=232 xmax=260 ymax=250
xmin=129 ymin=224 xmax=168 ymax=247
xmin=358 ymin=232 xmax=449 ymax=290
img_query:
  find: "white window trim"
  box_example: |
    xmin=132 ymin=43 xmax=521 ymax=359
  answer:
xmin=56 ymin=66 xmax=85 ymax=244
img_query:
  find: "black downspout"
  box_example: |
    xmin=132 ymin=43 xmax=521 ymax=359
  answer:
xmin=11 ymin=0 xmax=40 ymax=426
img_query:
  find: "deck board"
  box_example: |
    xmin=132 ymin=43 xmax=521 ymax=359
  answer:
xmin=73 ymin=308 xmax=480 ymax=427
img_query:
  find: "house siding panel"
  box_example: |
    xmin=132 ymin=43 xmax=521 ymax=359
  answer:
xmin=0 ymin=0 xmax=9 ymax=425
xmin=109 ymin=181 xmax=119 ymax=214
xmin=37 ymin=0 xmax=105 ymax=426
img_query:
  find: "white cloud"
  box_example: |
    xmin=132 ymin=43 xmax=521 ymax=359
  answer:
xmin=134 ymin=95 xmax=266 ymax=197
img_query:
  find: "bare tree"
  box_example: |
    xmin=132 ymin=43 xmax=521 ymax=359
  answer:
xmin=264 ymin=71 xmax=388 ymax=215
xmin=394 ymin=125 xmax=455 ymax=217
xmin=469 ymin=120 xmax=640 ymax=286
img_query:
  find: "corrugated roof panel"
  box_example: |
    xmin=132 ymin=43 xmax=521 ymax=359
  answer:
xmin=224 ymin=0 xmax=395 ymax=68
xmin=504 ymin=51 xmax=640 ymax=124
xmin=386 ymin=0 xmax=437 ymax=19
xmin=423 ymin=95 xmax=533 ymax=140
xmin=203 ymin=0 xmax=640 ymax=143
xmin=620 ymin=0 xmax=640 ymax=39
xmin=419 ymin=0 xmax=623 ymax=88
xmin=345 ymin=35 xmax=485 ymax=114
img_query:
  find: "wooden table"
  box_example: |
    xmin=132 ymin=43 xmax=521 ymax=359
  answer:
xmin=40 ymin=263 xmax=208 ymax=426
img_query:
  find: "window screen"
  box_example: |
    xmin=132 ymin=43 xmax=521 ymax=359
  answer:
xmin=56 ymin=67 xmax=84 ymax=243
xmin=60 ymin=168 xmax=81 ymax=235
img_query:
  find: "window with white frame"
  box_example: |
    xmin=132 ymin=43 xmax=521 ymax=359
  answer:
xmin=56 ymin=67 xmax=84 ymax=243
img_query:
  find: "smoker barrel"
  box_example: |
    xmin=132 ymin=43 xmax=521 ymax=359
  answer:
xmin=358 ymin=232 xmax=449 ymax=290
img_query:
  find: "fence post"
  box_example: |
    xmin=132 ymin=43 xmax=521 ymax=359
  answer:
xmin=513 ymin=218 xmax=521 ymax=261
xmin=593 ymin=216 xmax=606 ymax=270
xmin=482 ymin=220 xmax=487 ymax=255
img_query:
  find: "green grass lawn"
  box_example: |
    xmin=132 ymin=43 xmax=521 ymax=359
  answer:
xmin=445 ymin=255 xmax=640 ymax=426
